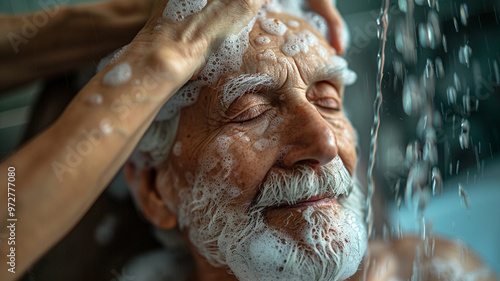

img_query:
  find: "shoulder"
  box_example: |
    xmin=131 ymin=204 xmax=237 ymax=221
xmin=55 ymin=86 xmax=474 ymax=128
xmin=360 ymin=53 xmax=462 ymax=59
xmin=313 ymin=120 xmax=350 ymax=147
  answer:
xmin=349 ymin=236 xmax=498 ymax=281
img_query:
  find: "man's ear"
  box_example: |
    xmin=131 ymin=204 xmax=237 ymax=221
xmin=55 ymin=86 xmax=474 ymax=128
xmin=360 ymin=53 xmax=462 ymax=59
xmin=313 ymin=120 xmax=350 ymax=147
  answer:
xmin=124 ymin=162 xmax=178 ymax=230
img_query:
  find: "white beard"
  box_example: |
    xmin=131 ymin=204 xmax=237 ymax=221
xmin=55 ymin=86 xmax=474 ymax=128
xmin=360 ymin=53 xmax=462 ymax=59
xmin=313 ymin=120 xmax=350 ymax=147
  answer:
xmin=175 ymin=136 xmax=367 ymax=281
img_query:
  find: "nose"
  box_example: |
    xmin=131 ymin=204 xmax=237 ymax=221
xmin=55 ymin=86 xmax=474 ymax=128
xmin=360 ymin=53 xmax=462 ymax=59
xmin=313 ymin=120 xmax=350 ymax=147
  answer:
xmin=280 ymin=103 xmax=338 ymax=168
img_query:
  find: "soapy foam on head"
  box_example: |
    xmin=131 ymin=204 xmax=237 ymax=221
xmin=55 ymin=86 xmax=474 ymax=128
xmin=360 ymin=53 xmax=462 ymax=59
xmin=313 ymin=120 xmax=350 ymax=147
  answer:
xmin=155 ymin=0 xmax=352 ymax=122
xmin=155 ymin=13 xmax=260 ymax=121
xmin=173 ymin=145 xmax=367 ymax=280
xmin=102 ymin=62 xmax=132 ymax=86
xmin=163 ymin=0 xmax=207 ymax=22
xmin=137 ymin=2 xmax=356 ymax=171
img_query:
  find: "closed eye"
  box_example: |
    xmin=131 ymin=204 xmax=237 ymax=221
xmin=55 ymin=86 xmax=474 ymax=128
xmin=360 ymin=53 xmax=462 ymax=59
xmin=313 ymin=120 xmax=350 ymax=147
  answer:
xmin=313 ymin=98 xmax=340 ymax=111
xmin=232 ymin=104 xmax=270 ymax=123
xmin=308 ymin=81 xmax=342 ymax=114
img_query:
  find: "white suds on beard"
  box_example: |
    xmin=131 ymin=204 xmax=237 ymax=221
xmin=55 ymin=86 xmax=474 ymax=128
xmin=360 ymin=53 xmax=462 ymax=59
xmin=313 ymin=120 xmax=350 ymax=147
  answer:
xmin=173 ymin=141 xmax=367 ymax=281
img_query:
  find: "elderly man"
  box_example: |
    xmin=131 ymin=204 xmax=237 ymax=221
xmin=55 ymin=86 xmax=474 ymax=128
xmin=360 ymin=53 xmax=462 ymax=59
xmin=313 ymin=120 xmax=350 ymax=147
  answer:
xmin=123 ymin=3 xmax=497 ymax=281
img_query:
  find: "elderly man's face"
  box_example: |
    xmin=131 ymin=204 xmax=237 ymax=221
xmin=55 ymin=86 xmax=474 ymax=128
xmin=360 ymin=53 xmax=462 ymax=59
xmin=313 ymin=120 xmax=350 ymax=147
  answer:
xmin=157 ymin=12 xmax=366 ymax=280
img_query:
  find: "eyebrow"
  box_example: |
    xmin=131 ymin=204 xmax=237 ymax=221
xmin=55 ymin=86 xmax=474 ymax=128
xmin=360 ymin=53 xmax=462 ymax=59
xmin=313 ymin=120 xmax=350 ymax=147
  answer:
xmin=218 ymin=73 xmax=276 ymax=107
xmin=315 ymin=56 xmax=357 ymax=86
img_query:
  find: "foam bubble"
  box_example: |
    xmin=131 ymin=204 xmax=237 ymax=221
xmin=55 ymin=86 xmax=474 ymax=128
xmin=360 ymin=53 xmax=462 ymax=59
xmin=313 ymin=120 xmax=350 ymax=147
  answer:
xmin=260 ymin=18 xmax=288 ymax=36
xmin=255 ymin=36 xmax=271 ymax=45
xmin=163 ymin=0 xmax=207 ymax=22
xmin=102 ymin=62 xmax=132 ymax=86
xmin=281 ymin=29 xmax=319 ymax=57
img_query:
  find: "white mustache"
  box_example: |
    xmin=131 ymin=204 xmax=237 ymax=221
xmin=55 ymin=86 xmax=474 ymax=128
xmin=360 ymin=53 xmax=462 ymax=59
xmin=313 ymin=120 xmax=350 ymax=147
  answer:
xmin=251 ymin=155 xmax=353 ymax=210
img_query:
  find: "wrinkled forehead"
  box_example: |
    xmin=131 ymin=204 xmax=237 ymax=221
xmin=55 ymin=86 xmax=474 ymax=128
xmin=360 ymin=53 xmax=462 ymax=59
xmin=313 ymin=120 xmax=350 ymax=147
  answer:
xmin=154 ymin=11 xmax=351 ymax=121
xmin=212 ymin=12 xmax=341 ymax=104
xmin=243 ymin=12 xmax=336 ymax=83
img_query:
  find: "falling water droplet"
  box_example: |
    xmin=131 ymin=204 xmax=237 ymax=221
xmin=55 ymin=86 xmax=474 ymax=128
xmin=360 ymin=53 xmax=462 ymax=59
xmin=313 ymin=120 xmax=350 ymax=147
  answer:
xmin=453 ymin=17 xmax=459 ymax=32
xmin=459 ymin=133 xmax=469 ymax=149
xmin=398 ymin=0 xmax=408 ymax=12
xmin=403 ymin=75 xmax=424 ymax=116
xmin=425 ymin=59 xmax=434 ymax=78
xmin=446 ymin=86 xmax=457 ymax=105
xmin=435 ymin=57 xmax=445 ymax=78
xmin=433 ymin=111 xmax=442 ymax=131
xmin=427 ymin=11 xmax=441 ymax=49
xmin=416 ymin=115 xmax=429 ymax=139
xmin=415 ymin=0 xmax=424 ymax=6
xmin=431 ymin=167 xmax=442 ymax=196
xmin=423 ymin=134 xmax=438 ymax=165
xmin=420 ymin=217 xmax=427 ymax=240
xmin=459 ymin=118 xmax=470 ymax=149
xmin=454 ymin=73 xmax=462 ymax=92
xmin=418 ymin=23 xmax=428 ymax=48
xmin=442 ymin=35 xmax=448 ymax=52
xmin=426 ymin=23 xmax=435 ymax=48
xmin=395 ymin=20 xmax=406 ymax=53
xmin=463 ymin=91 xmax=478 ymax=114
xmin=493 ymin=60 xmax=500 ymax=83
xmin=406 ymin=162 xmax=431 ymax=212
xmin=461 ymin=118 xmax=470 ymax=133
xmin=406 ymin=140 xmax=422 ymax=167
xmin=458 ymin=44 xmax=473 ymax=67
xmin=458 ymin=183 xmax=470 ymax=209
xmin=394 ymin=59 xmax=404 ymax=79
xmin=460 ymin=3 xmax=469 ymax=26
